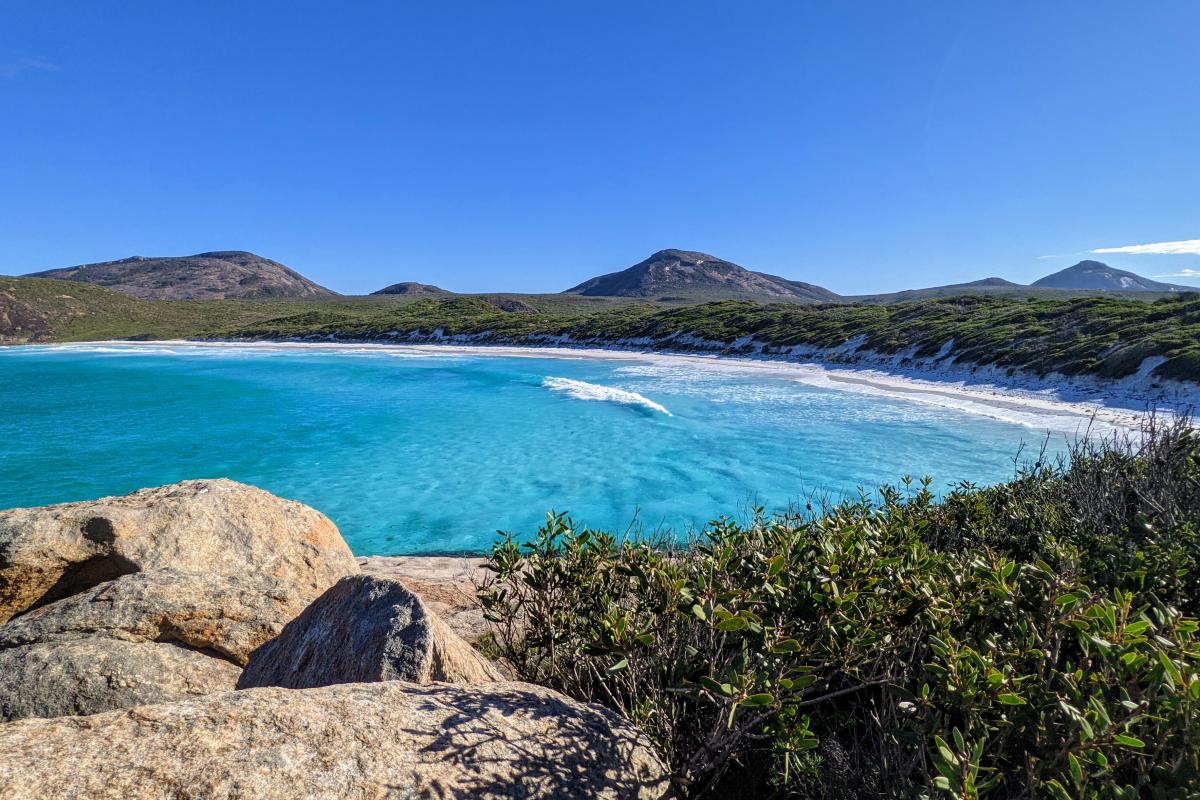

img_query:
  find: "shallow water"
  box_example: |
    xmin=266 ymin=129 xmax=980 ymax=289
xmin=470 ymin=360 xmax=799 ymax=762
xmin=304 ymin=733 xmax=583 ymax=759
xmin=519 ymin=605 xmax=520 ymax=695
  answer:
xmin=0 ymin=343 xmax=1076 ymax=554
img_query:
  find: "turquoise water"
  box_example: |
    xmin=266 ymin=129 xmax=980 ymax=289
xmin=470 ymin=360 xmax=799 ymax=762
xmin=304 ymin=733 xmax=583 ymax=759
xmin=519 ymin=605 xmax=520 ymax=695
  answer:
xmin=0 ymin=343 xmax=1074 ymax=555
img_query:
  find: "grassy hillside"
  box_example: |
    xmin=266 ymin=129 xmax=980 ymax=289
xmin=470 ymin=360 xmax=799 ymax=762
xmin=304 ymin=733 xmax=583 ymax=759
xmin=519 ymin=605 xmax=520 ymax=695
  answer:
xmin=4 ymin=275 xmax=1198 ymax=383
xmin=1 ymin=276 xmax=324 ymax=342
xmin=0 ymin=277 xmax=643 ymax=343
xmin=221 ymin=293 xmax=1200 ymax=383
xmin=572 ymin=295 xmax=1200 ymax=382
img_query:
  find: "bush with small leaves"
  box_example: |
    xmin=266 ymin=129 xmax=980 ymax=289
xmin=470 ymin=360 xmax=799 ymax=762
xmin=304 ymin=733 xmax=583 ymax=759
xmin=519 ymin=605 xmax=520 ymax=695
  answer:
xmin=479 ymin=419 xmax=1200 ymax=799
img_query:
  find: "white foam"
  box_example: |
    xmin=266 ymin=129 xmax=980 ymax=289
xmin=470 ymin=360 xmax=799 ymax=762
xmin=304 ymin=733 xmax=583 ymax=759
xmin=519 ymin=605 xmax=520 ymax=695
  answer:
xmin=26 ymin=340 xmax=1185 ymax=433
xmin=17 ymin=345 xmax=183 ymax=356
xmin=542 ymin=377 xmax=672 ymax=416
xmin=19 ymin=342 xmax=463 ymax=361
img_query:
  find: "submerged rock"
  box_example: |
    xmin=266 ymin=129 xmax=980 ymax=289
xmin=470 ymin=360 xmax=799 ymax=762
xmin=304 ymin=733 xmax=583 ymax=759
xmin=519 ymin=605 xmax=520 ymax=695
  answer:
xmin=0 ymin=479 xmax=357 ymax=623
xmin=238 ymin=574 xmax=504 ymax=689
xmin=0 ymin=638 xmax=240 ymax=722
xmin=0 ymin=681 xmax=669 ymax=800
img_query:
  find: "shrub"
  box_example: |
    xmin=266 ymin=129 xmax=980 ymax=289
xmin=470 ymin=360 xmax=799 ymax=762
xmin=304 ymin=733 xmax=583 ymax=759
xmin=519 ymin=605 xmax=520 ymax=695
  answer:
xmin=924 ymin=417 xmax=1200 ymax=614
xmin=479 ymin=421 xmax=1200 ymax=799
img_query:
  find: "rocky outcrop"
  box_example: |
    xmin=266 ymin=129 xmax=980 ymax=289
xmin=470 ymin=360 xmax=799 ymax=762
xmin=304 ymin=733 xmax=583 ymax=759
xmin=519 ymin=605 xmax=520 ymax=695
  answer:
xmin=0 ymin=482 xmax=662 ymax=799
xmin=0 ymin=568 xmax=302 ymax=721
xmin=0 ymin=479 xmax=358 ymax=623
xmin=0 ymin=681 xmax=668 ymax=799
xmin=0 ymin=638 xmax=240 ymax=721
xmin=358 ymin=554 xmax=491 ymax=642
xmin=238 ymin=574 xmax=504 ymax=689
xmin=0 ymin=569 xmax=299 ymax=665
xmin=0 ymin=481 xmax=362 ymax=720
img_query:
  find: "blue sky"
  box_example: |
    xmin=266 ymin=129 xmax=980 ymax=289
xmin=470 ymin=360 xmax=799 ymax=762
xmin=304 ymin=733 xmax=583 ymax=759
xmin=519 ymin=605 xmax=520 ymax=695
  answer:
xmin=2 ymin=1 xmax=1197 ymax=295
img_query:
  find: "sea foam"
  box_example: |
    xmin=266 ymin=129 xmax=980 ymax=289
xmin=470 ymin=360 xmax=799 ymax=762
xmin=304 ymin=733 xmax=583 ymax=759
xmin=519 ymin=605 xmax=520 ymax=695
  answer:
xmin=542 ymin=377 xmax=671 ymax=416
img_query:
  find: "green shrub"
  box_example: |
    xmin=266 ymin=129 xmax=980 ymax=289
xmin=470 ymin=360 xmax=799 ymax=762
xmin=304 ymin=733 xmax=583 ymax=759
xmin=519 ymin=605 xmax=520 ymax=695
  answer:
xmin=479 ymin=422 xmax=1200 ymax=799
xmin=923 ymin=418 xmax=1200 ymax=614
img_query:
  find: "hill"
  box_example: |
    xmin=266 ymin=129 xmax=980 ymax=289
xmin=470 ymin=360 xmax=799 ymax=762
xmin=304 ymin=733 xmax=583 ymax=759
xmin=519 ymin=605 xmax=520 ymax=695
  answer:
xmin=1032 ymin=259 xmax=1190 ymax=292
xmin=0 ymin=277 xmax=143 ymax=343
xmin=371 ymin=282 xmax=453 ymax=297
xmin=564 ymin=249 xmax=839 ymax=303
xmin=4 ymin=275 xmax=1199 ymax=382
xmin=216 ymin=294 xmax=1200 ymax=384
xmin=26 ymin=251 xmax=336 ymax=300
xmin=851 ymin=277 xmax=1024 ymax=303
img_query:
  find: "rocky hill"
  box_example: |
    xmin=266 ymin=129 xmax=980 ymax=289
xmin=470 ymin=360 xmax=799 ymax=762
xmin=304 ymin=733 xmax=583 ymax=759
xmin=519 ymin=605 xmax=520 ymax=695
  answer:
xmin=1032 ymin=260 xmax=1190 ymax=292
xmin=26 ymin=251 xmax=336 ymax=300
xmin=371 ymin=281 xmax=453 ymax=297
xmin=564 ymin=249 xmax=840 ymax=303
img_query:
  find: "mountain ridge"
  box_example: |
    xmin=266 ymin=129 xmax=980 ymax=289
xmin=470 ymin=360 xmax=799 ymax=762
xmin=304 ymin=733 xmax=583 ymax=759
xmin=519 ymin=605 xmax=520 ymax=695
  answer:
xmin=23 ymin=249 xmax=1199 ymax=303
xmin=1031 ymin=260 xmax=1191 ymax=292
xmin=563 ymin=249 xmax=840 ymax=303
xmin=27 ymin=251 xmax=336 ymax=300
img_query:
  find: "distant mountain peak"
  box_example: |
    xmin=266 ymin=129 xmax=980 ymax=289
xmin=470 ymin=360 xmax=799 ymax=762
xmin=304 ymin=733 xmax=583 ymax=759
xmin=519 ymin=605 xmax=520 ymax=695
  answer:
xmin=968 ymin=277 xmax=1022 ymax=287
xmin=648 ymin=248 xmax=717 ymax=262
xmin=1032 ymin=260 xmax=1189 ymax=292
xmin=26 ymin=251 xmax=335 ymax=300
xmin=371 ymin=281 xmax=452 ymax=296
xmin=564 ymin=249 xmax=840 ymax=303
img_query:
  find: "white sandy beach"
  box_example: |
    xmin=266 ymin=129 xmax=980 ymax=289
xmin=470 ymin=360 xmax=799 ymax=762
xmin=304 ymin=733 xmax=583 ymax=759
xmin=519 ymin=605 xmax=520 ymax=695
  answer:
xmin=58 ymin=338 xmax=1198 ymax=434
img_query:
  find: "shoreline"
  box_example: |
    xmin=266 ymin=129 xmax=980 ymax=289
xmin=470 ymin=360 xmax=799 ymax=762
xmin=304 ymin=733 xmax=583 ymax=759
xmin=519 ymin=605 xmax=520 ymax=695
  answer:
xmin=35 ymin=337 xmax=1199 ymax=433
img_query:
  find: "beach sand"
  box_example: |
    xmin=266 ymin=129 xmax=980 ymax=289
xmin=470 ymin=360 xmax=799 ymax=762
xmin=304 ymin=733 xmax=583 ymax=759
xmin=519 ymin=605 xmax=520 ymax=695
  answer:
xmin=87 ymin=338 xmax=1197 ymax=434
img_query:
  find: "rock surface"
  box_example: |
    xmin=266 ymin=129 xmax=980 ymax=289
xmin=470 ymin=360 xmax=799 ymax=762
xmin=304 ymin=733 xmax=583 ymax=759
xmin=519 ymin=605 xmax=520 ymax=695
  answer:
xmin=358 ymin=554 xmax=491 ymax=642
xmin=238 ymin=574 xmax=504 ymax=689
xmin=0 ymin=638 xmax=240 ymax=722
xmin=0 ymin=681 xmax=668 ymax=800
xmin=0 ymin=479 xmax=358 ymax=623
xmin=0 ymin=568 xmax=298 ymax=665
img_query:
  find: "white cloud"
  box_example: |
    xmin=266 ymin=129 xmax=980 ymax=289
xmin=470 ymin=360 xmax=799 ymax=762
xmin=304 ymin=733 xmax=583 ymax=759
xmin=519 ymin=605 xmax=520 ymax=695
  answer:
xmin=0 ymin=56 xmax=59 ymax=78
xmin=1153 ymin=268 xmax=1200 ymax=279
xmin=1092 ymin=239 xmax=1200 ymax=256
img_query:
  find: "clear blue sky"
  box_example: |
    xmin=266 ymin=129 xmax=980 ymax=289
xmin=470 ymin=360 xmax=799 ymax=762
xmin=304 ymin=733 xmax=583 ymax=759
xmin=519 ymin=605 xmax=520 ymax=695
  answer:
xmin=2 ymin=1 xmax=1197 ymax=295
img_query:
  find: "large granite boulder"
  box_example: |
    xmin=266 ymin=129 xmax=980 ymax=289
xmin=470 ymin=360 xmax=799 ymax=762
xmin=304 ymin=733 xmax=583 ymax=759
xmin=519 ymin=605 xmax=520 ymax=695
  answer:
xmin=0 ymin=681 xmax=669 ymax=799
xmin=0 ymin=638 xmax=240 ymax=722
xmin=238 ymin=574 xmax=504 ymax=689
xmin=0 ymin=479 xmax=357 ymax=623
xmin=0 ymin=567 xmax=322 ymax=722
xmin=0 ymin=481 xmax=362 ymax=720
xmin=358 ymin=554 xmax=492 ymax=642
xmin=0 ymin=568 xmax=300 ymax=666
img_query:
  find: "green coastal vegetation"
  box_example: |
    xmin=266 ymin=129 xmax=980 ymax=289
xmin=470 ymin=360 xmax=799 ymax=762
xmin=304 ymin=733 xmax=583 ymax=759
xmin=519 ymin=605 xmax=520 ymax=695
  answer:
xmin=3 ymin=274 xmax=1199 ymax=383
xmin=479 ymin=419 xmax=1200 ymax=799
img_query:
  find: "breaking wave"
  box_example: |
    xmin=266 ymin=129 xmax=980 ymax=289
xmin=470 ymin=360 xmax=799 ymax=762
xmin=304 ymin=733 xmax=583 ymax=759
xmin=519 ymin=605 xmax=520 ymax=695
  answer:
xmin=542 ymin=377 xmax=671 ymax=416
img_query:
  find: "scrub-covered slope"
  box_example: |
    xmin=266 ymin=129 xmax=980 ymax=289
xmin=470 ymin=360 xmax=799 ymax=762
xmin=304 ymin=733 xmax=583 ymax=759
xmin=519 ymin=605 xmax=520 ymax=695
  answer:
xmin=27 ymin=251 xmax=335 ymax=300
